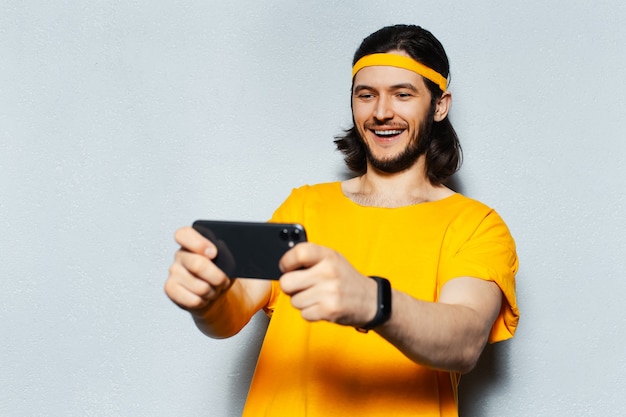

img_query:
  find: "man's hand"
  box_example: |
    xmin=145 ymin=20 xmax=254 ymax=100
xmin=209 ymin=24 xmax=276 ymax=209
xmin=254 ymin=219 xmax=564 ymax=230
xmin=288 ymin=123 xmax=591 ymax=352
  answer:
xmin=165 ymin=226 xmax=272 ymax=339
xmin=164 ymin=226 xmax=232 ymax=315
xmin=278 ymin=243 xmax=378 ymax=328
xmin=279 ymin=242 xmax=502 ymax=373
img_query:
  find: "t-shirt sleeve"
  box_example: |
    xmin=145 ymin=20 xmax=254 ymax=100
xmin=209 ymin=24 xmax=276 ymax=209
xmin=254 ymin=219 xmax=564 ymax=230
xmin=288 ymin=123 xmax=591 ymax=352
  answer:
xmin=261 ymin=187 xmax=308 ymax=317
xmin=439 ymin=209 xmax=519 ymax=343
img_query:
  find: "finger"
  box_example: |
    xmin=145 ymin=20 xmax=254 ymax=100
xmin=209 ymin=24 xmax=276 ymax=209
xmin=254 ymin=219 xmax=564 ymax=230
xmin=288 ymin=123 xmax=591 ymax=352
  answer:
xmin=279 ymin=242 xmax=325 ymax=273
xmin=168 ymin=261 xmax=214 ymax=298
xmin=287 ymin=276 xmax=343 ymax=323
xmin=279 ymin=268 xmax=316 ymax=296
xmin=288 ymin=278 xmax=324 ymax=310
xmin=164 ymin=273 xmax=212 ymax=311
xmin=174 ymin=226 xmax=217 ymax=258
xmin=280 ymin=244 xmax=342 ymax=295
xmin=166 ymin=253 xmax=234 ymax=312
xmin=175 ymin=250 xmax=231 ymax=291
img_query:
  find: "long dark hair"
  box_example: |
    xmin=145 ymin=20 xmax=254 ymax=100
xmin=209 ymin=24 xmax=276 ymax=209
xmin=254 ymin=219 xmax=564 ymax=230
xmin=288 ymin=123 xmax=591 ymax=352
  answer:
xmin=334 ymin=24 xmax=462 ymax=185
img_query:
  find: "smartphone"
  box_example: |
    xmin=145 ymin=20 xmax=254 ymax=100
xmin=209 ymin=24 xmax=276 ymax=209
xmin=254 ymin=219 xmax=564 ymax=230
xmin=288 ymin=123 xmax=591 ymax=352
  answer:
xmin=192 ymin=220 xmax=307 ymax=280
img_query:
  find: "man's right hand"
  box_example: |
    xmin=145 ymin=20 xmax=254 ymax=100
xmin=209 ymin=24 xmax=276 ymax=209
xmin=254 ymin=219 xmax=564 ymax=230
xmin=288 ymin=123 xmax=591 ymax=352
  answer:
xmin=164 ymin=226 xmax=233 ymax=315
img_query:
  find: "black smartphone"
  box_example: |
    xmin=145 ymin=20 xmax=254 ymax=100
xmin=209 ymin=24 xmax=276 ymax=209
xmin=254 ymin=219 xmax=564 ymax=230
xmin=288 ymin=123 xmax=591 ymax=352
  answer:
xmin=192 ymin=220 xmax=307 ymax=280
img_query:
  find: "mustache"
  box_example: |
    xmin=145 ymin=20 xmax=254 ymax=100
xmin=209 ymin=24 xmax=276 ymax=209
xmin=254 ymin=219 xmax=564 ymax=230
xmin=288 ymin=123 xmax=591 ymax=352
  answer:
xmin=364 ymin=122 xmax=409 ymax=130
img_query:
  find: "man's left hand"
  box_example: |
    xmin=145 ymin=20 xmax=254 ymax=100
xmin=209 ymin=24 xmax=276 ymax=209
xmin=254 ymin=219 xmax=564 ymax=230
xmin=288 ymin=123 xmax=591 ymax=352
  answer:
xmin=278 ymin=243 xmax=377 ymax=327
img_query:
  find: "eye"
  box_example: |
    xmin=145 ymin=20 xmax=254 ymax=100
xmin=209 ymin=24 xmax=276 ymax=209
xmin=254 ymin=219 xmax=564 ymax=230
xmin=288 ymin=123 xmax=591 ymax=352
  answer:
xmin=396 ymin=92 xmax=413 ymax=99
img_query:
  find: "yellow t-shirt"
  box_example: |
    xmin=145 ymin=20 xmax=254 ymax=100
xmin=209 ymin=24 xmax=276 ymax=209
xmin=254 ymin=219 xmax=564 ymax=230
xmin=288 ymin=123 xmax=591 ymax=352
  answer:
xmin=243 ymin=182 xmax=519 ymax=417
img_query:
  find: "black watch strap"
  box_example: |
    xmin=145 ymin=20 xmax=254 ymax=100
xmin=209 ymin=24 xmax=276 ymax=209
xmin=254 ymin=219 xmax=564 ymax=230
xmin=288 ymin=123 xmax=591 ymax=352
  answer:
xmin=356 ymin=276 xmax=392 ymax=333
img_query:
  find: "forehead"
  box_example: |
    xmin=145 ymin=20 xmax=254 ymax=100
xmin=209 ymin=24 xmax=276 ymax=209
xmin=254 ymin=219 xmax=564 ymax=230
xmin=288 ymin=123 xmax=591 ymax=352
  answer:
xmin=352 ymin=65 xmax=428 ymax=90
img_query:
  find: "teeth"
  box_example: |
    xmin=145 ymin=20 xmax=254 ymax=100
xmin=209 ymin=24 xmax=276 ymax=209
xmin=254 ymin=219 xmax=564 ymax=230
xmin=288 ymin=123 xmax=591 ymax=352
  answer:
xmin=374 ymin=130 xmax=403 ymax=136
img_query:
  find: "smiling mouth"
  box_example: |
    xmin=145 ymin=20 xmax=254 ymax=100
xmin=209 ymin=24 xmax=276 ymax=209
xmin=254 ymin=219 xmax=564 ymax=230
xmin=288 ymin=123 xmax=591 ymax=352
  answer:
xmin=373 ymin=129 xmax=404 ymax=137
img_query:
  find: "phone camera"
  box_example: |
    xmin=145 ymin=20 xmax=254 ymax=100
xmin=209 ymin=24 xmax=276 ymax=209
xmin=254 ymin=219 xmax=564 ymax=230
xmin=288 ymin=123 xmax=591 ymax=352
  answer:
xmin=291 ymin=228 xmax=302 ymax=241
xmin=279 ymin=228 xmax=290 ymax=240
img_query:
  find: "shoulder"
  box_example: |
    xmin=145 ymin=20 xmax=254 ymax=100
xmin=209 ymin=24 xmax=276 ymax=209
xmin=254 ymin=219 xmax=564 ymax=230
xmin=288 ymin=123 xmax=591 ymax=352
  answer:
xmin=292 ymin=181 xmax=342 ymax=195
xmin=436 ymin=193 xmax=494 ymax=224
xmin=441 ymin=194 xmax=515 ymax=247
xmin=283 ymin=182 xmax=343 ymax=204
xmin=270 ymin=182 xmax=342 ymax=223
xmin=446 ymin=193 xmax=492 ymax=212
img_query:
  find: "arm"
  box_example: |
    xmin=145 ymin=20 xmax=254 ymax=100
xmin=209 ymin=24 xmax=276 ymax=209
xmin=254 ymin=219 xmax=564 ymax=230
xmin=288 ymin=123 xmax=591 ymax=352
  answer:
xmin=189 ymin=278 xmax=271 ymax=339
xmin=376 ymin=277 xmax=501 ymax=373
xmin=164 ymin=226 xmax=272 ymax=338
xmin=279 ymin=243 xmax=502 ymax=373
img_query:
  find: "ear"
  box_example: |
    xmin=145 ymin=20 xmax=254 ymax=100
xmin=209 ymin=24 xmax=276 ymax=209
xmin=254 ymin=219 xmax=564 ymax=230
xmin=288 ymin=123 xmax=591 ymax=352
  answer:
xmin=433 ymin=91 xmax=452 ymax=122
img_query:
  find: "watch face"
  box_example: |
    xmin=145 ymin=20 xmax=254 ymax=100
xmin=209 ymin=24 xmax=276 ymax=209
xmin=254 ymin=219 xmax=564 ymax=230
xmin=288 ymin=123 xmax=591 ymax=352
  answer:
xmin=357 ymin=276 xmax=392 ymax=331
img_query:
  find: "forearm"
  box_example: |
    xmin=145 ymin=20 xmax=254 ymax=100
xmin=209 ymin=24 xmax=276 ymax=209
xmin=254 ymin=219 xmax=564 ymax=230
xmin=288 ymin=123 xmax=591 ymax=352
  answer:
xmin=191 ymin=279 xmax=269 ymax=339
xmin=376 ymin=288 xmax=498 ymax=373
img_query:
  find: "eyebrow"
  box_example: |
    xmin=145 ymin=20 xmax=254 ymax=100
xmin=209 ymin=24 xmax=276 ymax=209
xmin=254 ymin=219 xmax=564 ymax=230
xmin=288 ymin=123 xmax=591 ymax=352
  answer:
xmin=391 ymin=83 xmax=419 ymax=91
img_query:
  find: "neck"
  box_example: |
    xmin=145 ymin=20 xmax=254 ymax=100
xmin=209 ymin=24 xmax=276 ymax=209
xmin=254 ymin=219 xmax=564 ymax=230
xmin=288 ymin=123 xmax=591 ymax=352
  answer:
xmin=343 ymin=156 xmax=453 ymax=208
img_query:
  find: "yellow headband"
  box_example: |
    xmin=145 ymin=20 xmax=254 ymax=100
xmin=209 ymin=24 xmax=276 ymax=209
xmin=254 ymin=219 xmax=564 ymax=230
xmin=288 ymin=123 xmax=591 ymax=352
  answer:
xmin=352 ymin=53 xmax=448 ymax=92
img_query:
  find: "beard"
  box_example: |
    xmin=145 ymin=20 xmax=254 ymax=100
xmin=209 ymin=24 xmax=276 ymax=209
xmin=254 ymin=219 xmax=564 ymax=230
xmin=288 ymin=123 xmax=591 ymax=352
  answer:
xmin=362 ymin=115 xmax=433 ymax=174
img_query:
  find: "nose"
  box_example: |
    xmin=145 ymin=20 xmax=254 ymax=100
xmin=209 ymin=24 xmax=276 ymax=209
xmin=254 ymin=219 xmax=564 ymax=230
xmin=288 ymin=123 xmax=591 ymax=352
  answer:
xmin=373 ymin=95 xmax=393 ymax=121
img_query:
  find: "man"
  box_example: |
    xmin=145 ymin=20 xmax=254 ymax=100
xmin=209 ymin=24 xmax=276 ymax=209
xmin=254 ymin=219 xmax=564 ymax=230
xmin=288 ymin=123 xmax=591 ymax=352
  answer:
xmin=165 ymin=24 xmax=519 ymax=416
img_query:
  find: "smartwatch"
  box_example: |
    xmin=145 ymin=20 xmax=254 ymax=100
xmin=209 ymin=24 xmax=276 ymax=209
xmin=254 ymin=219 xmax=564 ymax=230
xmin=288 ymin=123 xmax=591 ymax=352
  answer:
xmin=356 ymin=276 xmax=392 ymax=333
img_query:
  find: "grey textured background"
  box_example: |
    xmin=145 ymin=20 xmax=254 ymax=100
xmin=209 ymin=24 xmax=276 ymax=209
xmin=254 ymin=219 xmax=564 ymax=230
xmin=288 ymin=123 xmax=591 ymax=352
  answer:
xmin=2 ymin=1 xmax=625 ymax=416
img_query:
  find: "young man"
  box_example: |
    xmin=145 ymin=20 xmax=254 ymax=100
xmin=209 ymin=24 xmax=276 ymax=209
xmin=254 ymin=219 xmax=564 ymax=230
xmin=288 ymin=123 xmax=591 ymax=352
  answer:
xmin=165 ymin=24 xmax=519 ymax=416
